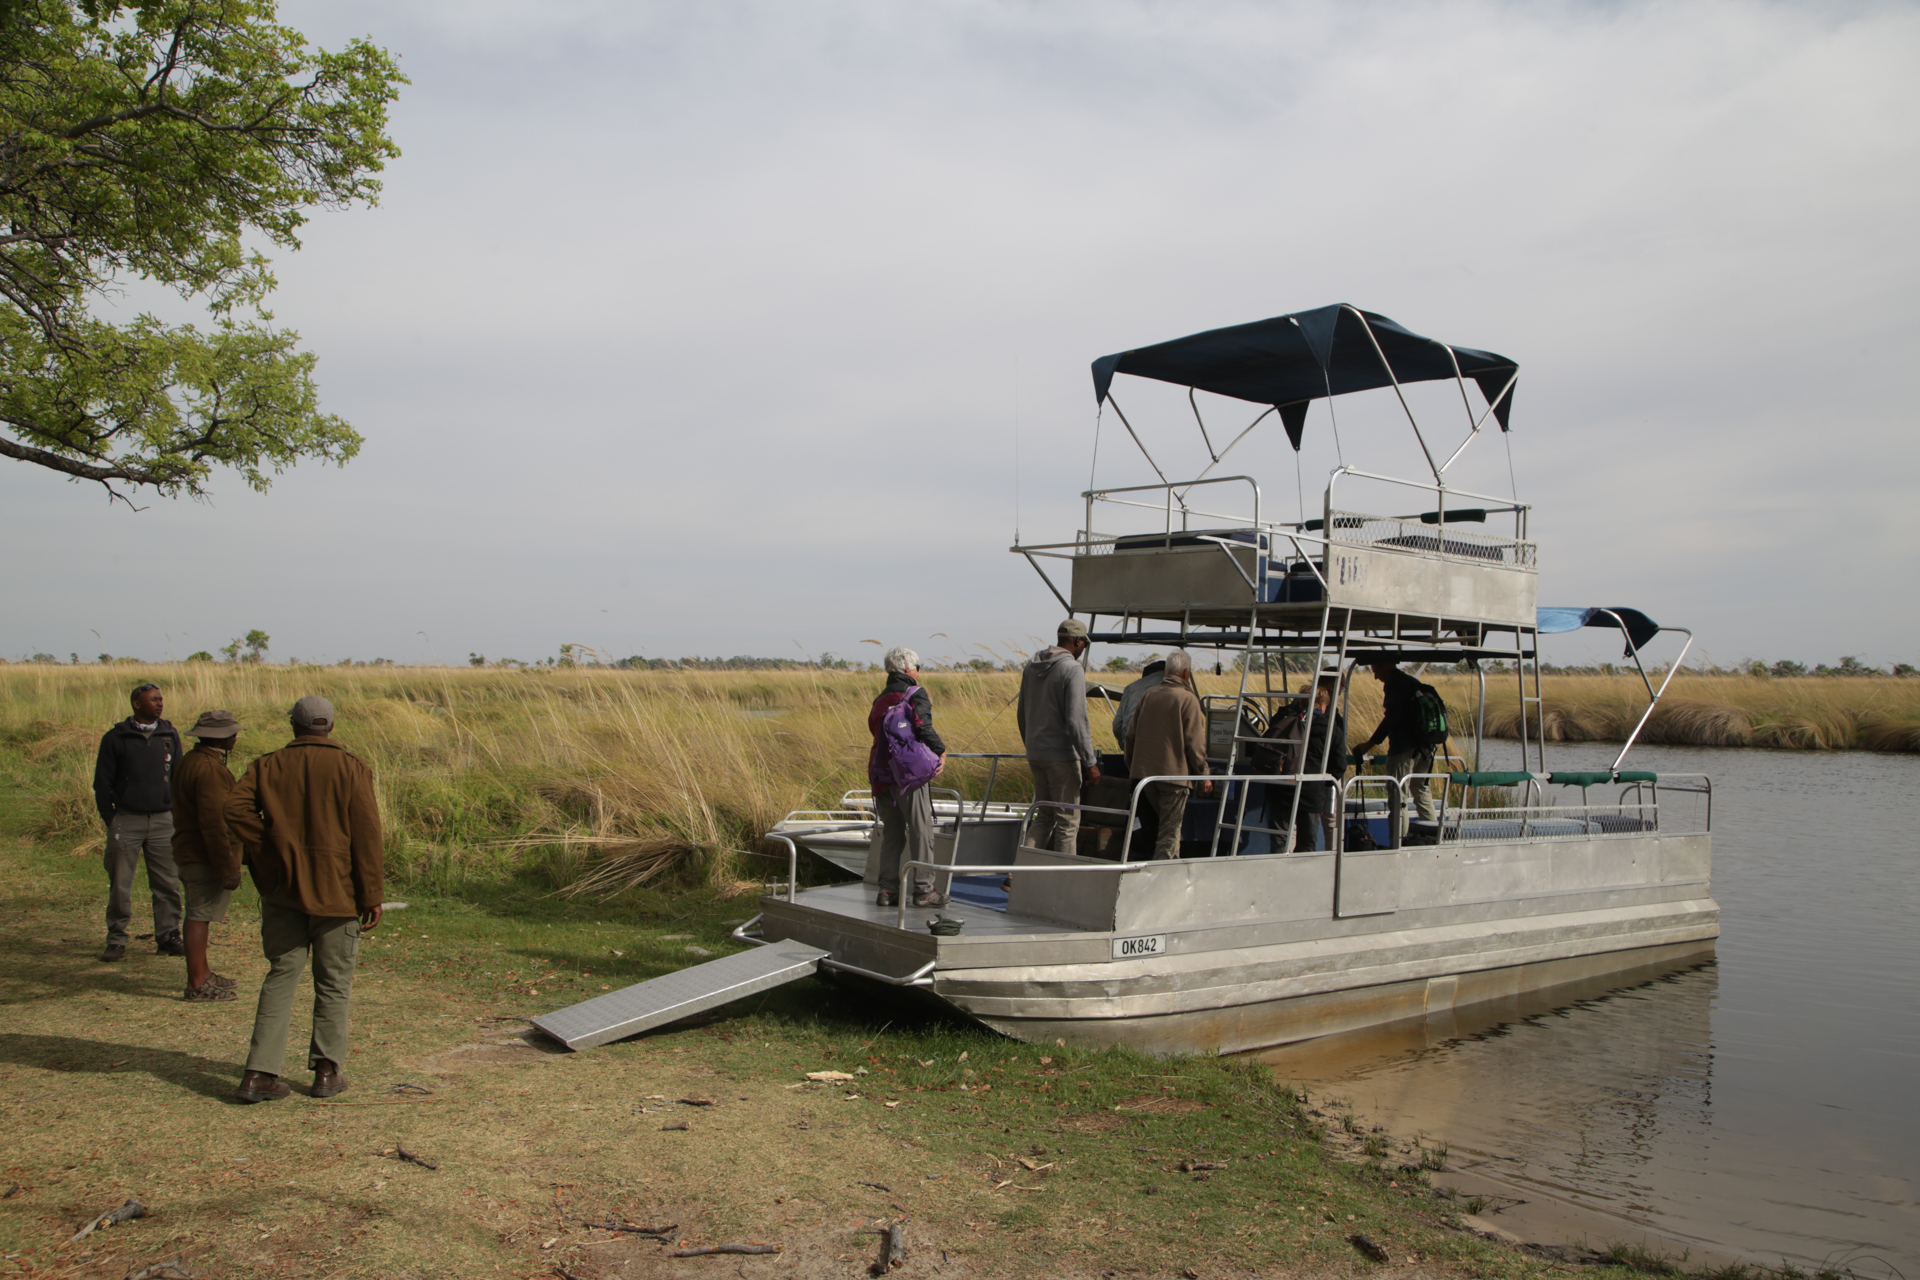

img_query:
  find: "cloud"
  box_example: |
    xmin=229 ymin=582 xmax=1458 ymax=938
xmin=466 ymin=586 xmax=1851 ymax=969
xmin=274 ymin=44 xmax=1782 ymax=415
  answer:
xmin=3 ymin=0 xmax=1916 ymax=668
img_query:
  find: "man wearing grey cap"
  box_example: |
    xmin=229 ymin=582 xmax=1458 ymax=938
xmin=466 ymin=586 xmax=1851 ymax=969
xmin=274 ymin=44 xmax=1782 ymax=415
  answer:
xmin=1017 ymin=619 xmax=1101 ymax=854
xmin=173 ymin=709 xmax=246 ymax=1001
xmin=226 ymin=696 xmax=385 ymax=1103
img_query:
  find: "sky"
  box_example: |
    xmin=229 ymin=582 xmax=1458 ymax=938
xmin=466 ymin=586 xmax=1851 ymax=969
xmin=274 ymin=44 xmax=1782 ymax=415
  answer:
xmin=4 ymin=0 xmax=1917 ymax=672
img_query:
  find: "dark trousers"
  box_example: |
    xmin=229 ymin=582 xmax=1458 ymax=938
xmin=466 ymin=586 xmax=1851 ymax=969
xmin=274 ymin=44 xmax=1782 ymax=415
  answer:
xmin=103 ymin=811 xmax=181 ymax=945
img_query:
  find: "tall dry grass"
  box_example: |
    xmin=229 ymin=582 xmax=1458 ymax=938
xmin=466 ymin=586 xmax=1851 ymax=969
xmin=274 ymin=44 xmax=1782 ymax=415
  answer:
xmin=2 ymin=664 xmax=1911 ymax=897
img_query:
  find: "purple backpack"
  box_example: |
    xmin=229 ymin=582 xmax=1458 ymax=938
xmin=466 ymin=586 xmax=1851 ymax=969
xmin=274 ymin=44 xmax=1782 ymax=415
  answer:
xmin=880 ymin=686 xmax=941 ymax=794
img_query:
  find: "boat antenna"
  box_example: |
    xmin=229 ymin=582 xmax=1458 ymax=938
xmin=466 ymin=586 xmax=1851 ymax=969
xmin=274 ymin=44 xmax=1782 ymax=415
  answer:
xmin=1295 ymin=447 xmax=1306 ymax=527
xmin=1013 ymin=355 xmax=1021 ymax=544
xmin=1503 ymin=420 xmax=1519 ymax=501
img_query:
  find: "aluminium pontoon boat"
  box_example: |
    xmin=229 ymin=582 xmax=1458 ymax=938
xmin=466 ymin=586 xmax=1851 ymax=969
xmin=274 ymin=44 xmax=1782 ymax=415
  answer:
xmin=534 ymin=305 xmax=1717 ymax=1056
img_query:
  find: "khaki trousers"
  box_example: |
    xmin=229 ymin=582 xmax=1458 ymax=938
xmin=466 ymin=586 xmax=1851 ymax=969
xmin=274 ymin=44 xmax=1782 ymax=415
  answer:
xmin=874 ymin=784 xmax=935 ymax=895
xmin=245 ymin=900 xmax=360 ymax=1076
xmin=1025 ymin=759 xmax=1083 ymax=854
xmin=1382 ymin=748 xmax=1437 ymax=835
xmin=103 ymin=811 xmax=181 ymax=946
xmin=1143 ymin=781 xmax=1190 ymax=860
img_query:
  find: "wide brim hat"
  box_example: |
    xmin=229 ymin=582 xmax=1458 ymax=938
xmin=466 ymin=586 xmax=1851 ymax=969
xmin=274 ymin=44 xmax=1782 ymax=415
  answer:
xmin=188 ymin=709 xmax=241 ymax=738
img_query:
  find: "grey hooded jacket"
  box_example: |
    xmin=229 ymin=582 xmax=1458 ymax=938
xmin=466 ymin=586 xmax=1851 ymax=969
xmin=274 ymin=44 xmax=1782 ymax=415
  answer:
xmin=1017 ymin=647 xmax=1097 ymax=766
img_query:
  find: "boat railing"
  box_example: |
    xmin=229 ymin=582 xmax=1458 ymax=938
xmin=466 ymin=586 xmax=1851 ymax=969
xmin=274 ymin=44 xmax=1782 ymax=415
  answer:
xmin=1392 ymin=770 xmax=1711 ymax=843
xmin=1316 ymin=508 xmax=1536 ymax=568
xmin=1022 ymin=773 xmax=1335 ymax=863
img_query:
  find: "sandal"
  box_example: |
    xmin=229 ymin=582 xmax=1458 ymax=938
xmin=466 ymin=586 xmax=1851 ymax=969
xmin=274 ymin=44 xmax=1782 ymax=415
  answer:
xmin=183 ymin=978 xmax=238 ymax=1002
xmin=911 ymin=891 xmax=947 ymax=908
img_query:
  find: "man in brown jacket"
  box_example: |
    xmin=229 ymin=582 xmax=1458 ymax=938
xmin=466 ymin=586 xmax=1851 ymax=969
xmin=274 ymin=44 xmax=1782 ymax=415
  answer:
xmin=226 ymin=696 xmax=384 ymax=1103
xmin=1123 ymin=650 xmax=1212 ymax=860
xmin=173 ymin=710 xmax=245 ymax=1001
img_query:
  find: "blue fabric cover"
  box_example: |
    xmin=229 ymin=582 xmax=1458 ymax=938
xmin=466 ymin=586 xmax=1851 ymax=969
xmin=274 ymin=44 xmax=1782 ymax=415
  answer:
xmin=1536 ymin=606 xmax=1661 ymax=655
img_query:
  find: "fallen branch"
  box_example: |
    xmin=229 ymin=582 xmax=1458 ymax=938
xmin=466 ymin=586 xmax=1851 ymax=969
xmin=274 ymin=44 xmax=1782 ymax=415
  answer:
xmin=856 ymin=1181 xmax=892 ymax=1192
xmin=380 ymin=1083 xmax=435 ymax=1096
xmin=395 ymin=1144 xmax=439 ymax=1170
xmin=583 ymin=1220 xmax=677 ymax=1237
xmin=871 ymin=1222 xmax=906 ymax=1274
xmin=67 ymin=1198 xmax=146 ymax=1244
xmin=669 ymin=1244 xmax=781 ymax=1257
xmin=122 ymin=1259 xmax=190 ymax=1280
xmin=1177 ymin=1161 xmax=1228 ymax=1172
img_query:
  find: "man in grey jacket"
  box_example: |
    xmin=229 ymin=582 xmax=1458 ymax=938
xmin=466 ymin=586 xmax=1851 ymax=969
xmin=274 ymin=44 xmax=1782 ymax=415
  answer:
xmin=1017 ymin=619 xmax=1100 ymax=854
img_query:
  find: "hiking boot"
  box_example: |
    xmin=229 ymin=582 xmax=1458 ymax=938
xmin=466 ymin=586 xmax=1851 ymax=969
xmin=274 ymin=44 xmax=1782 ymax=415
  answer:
xmin=100 ymin=942 xmax=127 ymax=963
xmin=206 ymin=971 xmax=238 ymax=990
xmin=235 ymin=1070 xmax=290 ymax=1104
xmin=309 ymin=1060 xmax=348 ymax=1099
xmin=875 ymin=891 xmax=898 ymax=907
xmin=184 ymin=978 xmax=238 ymax=1002
xmin=911 ymin=890 xmax=948 ymax=908
xmin=155 ymin=930 xmax=187 ymax=957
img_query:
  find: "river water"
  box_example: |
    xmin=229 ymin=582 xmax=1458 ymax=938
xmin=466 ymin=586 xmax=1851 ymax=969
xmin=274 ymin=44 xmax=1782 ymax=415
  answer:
xmin=1258 ymin=744 xmax=1919 ymax=1270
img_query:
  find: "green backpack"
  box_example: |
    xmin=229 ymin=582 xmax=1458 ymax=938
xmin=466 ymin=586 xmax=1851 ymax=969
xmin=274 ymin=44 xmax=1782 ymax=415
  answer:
xmin=1411 ymin=681 xmax=1450 ymax=747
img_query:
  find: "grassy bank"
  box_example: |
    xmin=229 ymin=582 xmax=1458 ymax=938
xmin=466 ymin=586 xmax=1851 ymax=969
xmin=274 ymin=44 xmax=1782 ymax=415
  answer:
xmin=0 ymin=807 xmax=1565 ymax=1280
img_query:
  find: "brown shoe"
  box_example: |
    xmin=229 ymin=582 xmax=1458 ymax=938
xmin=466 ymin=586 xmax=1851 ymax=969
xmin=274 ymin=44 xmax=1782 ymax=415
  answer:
xmin=235 ymin=1070 xmax=290 ymax=1103
xmin=206 ymin=971 xmax=238 ymax=989
xmin=309 ymin=1060 xmax=348 ymax=1099
xmin=911 ymin=890 xmax=948 ymax=908
xmin=100 ymin=942 xmax=127 ymax=963
xmin=183 ymin=978 xmax=238 ymax=1002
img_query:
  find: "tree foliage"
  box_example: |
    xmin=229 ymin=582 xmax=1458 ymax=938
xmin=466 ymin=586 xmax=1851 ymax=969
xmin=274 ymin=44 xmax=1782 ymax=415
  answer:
xmin=0 ymin=0 xmax=403 ymax=501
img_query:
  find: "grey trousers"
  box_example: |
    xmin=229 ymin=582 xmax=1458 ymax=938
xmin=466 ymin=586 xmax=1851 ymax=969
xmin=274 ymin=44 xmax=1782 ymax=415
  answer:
xmin=1144 ymin=781 xmax=1190 ymax=860
xmin=1382 ymin=747 xmax=1438 ymax=835
xmin=1026 ymin=759 xmax=1083 ymax=854
xmin=245 ymin=900 xmax=361 ymax=1076
xmin=103 ymin=811 xmax=181 ymax=946
xmin=873 ymin=785 xmax=935 ymax=895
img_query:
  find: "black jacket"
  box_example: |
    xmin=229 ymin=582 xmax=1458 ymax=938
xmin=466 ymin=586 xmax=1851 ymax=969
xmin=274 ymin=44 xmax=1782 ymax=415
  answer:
xmin=1363 ymin=671 xmax=1424 ymax=756
xmin=93 ymin=716 xmax=183 ymax=823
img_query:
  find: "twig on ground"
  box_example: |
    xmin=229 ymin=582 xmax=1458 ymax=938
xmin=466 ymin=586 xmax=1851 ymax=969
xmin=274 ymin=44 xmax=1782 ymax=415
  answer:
xmin=583 ymin=1220 xmax=677 ymax=1237
xmin=660 ymin=1121 xmax=691 ymax=1131
xmin=394 ymin=1144 xmax=439 ymax=1170
xmin=1349 ymin=1233 xmax=1390 ymax=1262
xmin=67 ymin=1198 xmax=146 ymax=1244
xmin=1177 ymin=1161 xmax=1228 ymax=1172
xmin=2 ymin=1184 xmax=18 ymax=1198
xmin=871 ymin=1223 xmax=906 ymax=1274
xmin=380 ymin=1083 xmax=434 ymax=1095
xmin=669 ymin=1244 xmax=781 ymax=1257
xmin=857 ymin=1181 xmax=892 ymax=1192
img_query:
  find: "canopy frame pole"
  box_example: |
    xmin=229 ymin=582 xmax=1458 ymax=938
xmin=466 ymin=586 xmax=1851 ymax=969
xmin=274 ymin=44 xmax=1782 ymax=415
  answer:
xmin=1179 ymin=406 xmax=1274 ymax=497
xmin=1188 ymin=387 xmax=1220 ymax=463
xmin=1348 ymin=306 xmax=1443 ymax=484
xmin=1102 ymin=395 xmax=1174 ymax=493
xmin=1608 ymin=625 xmax=1694 ymax=773
xmin=1437 ymin=365 xmax=1521 ymax=475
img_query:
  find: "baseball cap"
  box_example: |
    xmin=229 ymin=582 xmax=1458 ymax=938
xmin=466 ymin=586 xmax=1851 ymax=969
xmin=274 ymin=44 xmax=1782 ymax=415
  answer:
xmin=1057 ymin=618 xmax=1090 ymax=639
xmin=290 ymin=695 xmax=335 ymax=731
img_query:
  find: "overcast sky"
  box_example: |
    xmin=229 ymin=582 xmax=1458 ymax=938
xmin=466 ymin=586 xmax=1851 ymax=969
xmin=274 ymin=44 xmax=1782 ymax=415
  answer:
xmin=4 ymin=0 xmax=1916 ymax=671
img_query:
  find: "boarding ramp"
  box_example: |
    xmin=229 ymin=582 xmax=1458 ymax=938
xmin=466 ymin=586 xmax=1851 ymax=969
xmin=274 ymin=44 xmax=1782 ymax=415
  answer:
xmin=531 ymin=942 xmax=829 ymax=1051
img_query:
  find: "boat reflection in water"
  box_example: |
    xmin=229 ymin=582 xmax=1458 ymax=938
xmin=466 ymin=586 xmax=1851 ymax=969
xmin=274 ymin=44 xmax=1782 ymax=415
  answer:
xmin=1259 ymin=961 xmax=1880 ymax=1270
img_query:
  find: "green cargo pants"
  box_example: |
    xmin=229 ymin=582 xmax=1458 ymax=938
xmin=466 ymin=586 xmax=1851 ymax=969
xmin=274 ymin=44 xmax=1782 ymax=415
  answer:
xmin=244 ymin=899 xmax=360 ymax=1077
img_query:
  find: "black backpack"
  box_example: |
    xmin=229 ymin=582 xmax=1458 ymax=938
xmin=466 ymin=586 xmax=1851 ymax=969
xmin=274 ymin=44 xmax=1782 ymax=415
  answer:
xmin=1410 ymin=681 xmax=1449 ymax=747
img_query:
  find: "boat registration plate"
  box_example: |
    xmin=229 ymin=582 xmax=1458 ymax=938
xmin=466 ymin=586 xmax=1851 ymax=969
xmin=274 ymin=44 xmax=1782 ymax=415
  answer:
xmin=1111 ymin=934 xmax=1168 ymax=960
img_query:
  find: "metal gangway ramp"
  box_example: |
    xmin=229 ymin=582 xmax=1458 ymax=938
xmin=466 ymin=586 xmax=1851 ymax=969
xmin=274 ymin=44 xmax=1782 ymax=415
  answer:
xmin=530 ymin=942 xmax=829 ymax=1050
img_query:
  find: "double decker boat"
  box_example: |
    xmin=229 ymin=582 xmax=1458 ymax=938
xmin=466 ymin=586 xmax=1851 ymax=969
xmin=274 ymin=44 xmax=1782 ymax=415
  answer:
xmin=535 ymin=305 xmax=1718 ymax=1056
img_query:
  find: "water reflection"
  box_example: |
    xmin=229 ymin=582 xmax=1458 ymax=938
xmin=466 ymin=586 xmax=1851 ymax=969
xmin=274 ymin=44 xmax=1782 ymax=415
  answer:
xmin=1255 ymin=743 xmax=1920 ymax=1269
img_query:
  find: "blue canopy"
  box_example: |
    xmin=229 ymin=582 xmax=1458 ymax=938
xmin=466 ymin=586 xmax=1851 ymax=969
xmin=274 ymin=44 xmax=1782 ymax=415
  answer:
xmin=1537 ymin=607 xmax=1661 ymax=655
xmin=1091 ymin=304 xmax=1519 ymax=450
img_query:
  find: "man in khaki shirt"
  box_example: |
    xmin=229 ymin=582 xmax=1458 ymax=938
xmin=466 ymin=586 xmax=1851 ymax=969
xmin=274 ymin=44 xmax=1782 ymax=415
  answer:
xmin=1124 ymin=650 xmax=1212 ymax=860
xmin=226 ymin=696 xmax=384 ymax=1103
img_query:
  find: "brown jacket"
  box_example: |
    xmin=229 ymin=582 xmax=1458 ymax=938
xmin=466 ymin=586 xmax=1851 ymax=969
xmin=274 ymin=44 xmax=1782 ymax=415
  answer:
xmin=226 ymin=736 xmax=384 ymax=917
xmin=171 ymin=743 xmax=240 ymax=876
xmin=1125 ymin=675 xmax=1210 ymax=786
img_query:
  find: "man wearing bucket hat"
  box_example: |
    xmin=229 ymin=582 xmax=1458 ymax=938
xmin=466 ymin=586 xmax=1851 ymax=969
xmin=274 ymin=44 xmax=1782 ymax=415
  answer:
xmin=225 ymin=696 xmax=384 ymax=1104
xmin=172 ymin=709 xmax=245 ymax=1001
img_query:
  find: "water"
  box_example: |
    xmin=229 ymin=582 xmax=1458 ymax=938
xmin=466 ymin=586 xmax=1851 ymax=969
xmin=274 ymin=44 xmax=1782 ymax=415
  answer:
xmin=1259 ymin=744 xmax=1920 ymax=1269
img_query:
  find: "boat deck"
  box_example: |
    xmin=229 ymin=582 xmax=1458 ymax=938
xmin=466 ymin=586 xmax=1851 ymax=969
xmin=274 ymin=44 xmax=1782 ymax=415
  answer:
xmin=783 ymin=876 xmax=1075 ymax=938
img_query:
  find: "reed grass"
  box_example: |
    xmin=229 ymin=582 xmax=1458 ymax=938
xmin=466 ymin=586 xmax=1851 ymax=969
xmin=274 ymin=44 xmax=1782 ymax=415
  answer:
xmin=2 ymin=663 xmax=1911 ymax=898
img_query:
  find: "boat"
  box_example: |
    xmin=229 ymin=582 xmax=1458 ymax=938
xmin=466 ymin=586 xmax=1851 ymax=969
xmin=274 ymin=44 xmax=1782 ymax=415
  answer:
xmin=533 ymin=304 xmax=1717 ymax=1056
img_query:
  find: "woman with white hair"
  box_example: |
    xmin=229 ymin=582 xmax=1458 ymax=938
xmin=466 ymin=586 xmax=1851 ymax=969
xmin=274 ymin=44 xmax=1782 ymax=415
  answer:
xmin=867 ymin=646 xmax=949 ymax=907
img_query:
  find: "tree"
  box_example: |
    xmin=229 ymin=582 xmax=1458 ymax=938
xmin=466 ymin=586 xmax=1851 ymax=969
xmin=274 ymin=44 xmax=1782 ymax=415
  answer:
xmin=0 ymin=0 xmax=403 ymax=503
xmin=221 ymin=627 xmax=266 ymax=662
